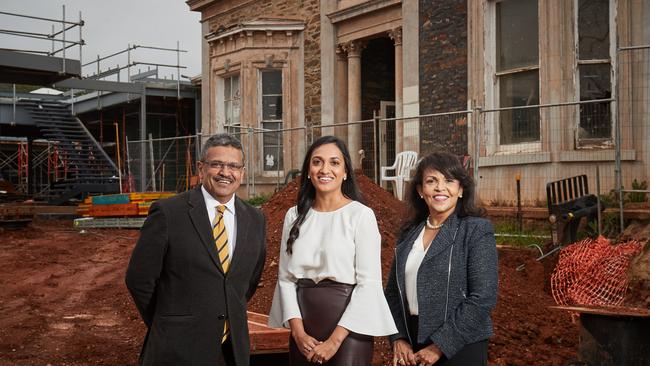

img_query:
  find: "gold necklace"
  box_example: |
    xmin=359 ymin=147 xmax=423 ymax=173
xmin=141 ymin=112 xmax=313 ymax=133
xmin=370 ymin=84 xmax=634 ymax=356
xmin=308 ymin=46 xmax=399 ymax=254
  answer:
xmin=426 ymin=215 xmax=444 ymax=230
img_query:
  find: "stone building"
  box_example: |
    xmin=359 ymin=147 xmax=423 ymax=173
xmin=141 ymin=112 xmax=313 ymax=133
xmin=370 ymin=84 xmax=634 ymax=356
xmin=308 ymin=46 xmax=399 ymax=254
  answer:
xmin=187 ymin=0 xmax=650 ymax=203
xmin=186 ymin=0 xmax=468 ymax=193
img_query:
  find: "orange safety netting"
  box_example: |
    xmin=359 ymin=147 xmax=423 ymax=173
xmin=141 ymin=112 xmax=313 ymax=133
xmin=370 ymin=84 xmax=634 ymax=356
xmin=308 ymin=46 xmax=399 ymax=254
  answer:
xmin=551 ymin=236 xmax=644 ymax=307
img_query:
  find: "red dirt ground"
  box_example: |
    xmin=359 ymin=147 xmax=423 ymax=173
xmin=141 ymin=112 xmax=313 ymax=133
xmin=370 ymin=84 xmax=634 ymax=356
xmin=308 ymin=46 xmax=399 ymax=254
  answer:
xmin=0 ymin=175 xmax=579 ymax=365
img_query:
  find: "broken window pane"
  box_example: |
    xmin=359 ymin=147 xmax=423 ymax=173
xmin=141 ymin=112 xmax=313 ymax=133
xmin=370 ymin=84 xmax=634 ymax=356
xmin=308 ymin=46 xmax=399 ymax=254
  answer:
xmin=496 ymin=0 xmax=539 ymax=71
xmin=578 ymin=0 xmax=609 ymax=60
xmin=499 ymin=70 xmax=540 ymax=144
xmin=579 ymin=64 xmax=611 ymax=139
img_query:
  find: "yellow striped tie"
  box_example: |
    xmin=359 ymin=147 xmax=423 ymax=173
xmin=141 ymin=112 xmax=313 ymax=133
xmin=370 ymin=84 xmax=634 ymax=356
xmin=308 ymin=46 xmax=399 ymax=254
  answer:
xmin=213 ymin=205 xmax=230 ymax=343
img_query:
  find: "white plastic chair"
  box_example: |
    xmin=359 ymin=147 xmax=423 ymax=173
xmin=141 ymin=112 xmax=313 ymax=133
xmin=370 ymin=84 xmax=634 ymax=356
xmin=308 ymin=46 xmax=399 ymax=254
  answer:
xmin=380 ymin=151 xmax=418 ymax=201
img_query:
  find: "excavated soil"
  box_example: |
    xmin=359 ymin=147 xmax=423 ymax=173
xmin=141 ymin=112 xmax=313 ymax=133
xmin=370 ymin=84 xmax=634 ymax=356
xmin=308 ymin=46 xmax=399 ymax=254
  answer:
xmin=0 ymin=175 xmax=580 ymax=365
xmin=620 ymin=220 xmax=650 ymax=308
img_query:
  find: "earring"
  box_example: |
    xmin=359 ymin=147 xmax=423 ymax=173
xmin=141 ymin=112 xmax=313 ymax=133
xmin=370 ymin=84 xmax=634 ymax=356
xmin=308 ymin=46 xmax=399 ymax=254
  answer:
xmin=459 ymin=193 xmax=463 ymax=198
xmin=343 ymin=175 xmax=347 ymax=180
xmin=420 ymin=195 xmax=424 ymax=199
xmin=307 ymin=175 xmax=310 ymax=179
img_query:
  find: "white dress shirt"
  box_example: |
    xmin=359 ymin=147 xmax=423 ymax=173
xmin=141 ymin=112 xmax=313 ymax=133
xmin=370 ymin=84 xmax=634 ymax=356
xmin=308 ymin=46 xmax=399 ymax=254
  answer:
xmin=268 ymin=201 xmax=397 ymax=336
xmin=404 ymin=226 xmax=428 ymax=315
xmin=201 ymin=186 xmax=237 ymax=257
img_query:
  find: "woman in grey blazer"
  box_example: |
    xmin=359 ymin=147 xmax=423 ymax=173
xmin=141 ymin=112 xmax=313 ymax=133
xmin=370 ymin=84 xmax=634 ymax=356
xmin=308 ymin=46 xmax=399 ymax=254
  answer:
xmin=385 ymin=152 xmax=498 ymax=366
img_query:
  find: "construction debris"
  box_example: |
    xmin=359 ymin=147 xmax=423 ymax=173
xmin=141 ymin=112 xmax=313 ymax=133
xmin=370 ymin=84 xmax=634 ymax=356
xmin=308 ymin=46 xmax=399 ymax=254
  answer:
xmin=0 ymin=203 xmax=33 ymax=228
xmin=551 ymin=236 xmax=644 ymax=308
xmin=77 ymin=192 xmax=175 ymax=218
xmin=72 ymin=192 xmax=175 ymax=229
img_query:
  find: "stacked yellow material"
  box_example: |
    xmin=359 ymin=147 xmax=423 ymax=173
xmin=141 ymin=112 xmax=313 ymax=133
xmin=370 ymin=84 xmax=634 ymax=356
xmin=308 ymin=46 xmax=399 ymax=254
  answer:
xmin=77 ymin=192 xmax=176 ymax=217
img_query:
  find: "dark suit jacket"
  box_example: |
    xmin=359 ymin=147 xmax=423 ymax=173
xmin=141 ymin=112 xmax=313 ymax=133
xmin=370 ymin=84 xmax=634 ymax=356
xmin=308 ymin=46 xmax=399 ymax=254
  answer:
xmin=126 ymin=186 xmax=266 ymax=366
xmin=385 ymin=212 xmax=498 ymax=359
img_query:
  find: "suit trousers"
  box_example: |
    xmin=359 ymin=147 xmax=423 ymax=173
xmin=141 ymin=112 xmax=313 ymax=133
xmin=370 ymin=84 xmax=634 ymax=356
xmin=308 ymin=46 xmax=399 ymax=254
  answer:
xmin=216 ymin=338 xmax=236 ymax=366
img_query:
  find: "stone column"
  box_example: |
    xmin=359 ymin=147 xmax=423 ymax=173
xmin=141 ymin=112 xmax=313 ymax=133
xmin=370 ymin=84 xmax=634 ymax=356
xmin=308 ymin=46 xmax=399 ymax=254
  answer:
xmin=401 ymin=0 xmax=420 ymax=153
xmin=335 ymin=45 xmax=348 ymax=140
xmin=389 ymin=27 xmax=404 ymax=153
xmin=344 ymin=40 xmax=365 ymax=169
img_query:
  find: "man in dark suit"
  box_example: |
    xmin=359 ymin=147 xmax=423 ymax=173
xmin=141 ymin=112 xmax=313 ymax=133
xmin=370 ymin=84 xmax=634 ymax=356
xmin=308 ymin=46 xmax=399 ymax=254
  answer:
xmin=126 ymin=133 xmax=266 ymax=366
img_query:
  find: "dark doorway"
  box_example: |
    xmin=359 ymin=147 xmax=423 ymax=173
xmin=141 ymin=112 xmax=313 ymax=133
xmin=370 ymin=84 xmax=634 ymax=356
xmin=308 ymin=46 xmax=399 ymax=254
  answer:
xmin=361 ymin=36 xmax=395 ymax=180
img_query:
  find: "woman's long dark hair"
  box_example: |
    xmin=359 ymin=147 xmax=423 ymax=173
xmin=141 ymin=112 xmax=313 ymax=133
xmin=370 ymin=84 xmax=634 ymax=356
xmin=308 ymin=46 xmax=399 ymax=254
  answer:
xmin=285 ymin=136 xmax=362 ymax=254
xmin=399 ymin=151 xmax=485 ymax=238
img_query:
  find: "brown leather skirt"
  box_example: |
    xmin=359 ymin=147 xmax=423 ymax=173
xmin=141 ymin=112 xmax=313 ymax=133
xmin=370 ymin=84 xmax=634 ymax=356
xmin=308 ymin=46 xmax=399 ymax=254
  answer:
xmin=289 ymin=279 xmax=373 ymax=366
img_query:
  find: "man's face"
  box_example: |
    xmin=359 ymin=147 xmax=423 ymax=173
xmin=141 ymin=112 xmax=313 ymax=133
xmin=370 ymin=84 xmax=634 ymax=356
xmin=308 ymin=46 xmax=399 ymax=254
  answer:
xmin=197 ymin=146 xmax=245 ymax=203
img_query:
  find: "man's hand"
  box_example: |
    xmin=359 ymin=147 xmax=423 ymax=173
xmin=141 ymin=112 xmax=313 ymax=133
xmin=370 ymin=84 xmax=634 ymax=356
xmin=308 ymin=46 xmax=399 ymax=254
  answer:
xmin=414 ymin=344 xmax=443 ymax=366
xmin=392 ymin=339 xmax=417 ymax=366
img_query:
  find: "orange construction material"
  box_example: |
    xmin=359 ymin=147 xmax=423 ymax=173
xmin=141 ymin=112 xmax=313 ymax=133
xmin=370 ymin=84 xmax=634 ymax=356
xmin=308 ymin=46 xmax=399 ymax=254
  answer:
xmin=551 ymin=236 xmax=644 ymax=307
xmin=88 ymin=203 xmax=139 ymax=217
xmin=78 ymin=192 xmax=176 ymax=217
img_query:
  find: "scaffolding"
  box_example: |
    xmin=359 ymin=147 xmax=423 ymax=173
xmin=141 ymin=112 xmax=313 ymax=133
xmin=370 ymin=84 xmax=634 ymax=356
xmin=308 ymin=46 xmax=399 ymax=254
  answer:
xmin=0 ymin=7 xmax=200 ymax=202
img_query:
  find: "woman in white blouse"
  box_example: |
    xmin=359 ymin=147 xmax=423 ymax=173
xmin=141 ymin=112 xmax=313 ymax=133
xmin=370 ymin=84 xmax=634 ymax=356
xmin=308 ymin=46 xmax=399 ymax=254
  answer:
xmin=269 ymin=135 xmax=397 ymax=365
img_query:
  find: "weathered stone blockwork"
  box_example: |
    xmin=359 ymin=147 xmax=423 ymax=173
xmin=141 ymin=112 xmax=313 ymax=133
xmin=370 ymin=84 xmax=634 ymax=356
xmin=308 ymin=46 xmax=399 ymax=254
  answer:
xmin=419 ymin=0 xmax=468 ymax=154
xmin=206 ymin=0 xmax=322 ymax=126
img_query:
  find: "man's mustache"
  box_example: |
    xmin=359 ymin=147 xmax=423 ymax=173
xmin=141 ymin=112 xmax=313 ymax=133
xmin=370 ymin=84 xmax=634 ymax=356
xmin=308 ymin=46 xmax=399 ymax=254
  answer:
xmin=213 ymin=175 xmax=234 ymax=183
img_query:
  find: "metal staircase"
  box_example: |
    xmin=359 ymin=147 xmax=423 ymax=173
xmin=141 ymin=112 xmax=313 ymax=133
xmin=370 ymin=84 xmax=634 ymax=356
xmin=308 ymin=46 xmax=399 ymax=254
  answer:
xmin=20 ymin=100 xmax=119 ymax=204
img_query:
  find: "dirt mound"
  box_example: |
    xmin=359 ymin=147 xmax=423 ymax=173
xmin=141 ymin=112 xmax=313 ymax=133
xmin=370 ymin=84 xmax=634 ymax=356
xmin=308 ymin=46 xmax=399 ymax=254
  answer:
xmin=621 ymin=220 xmax=650 ymax=308
xmin=491 ymin=248 xmax=578 ymax=366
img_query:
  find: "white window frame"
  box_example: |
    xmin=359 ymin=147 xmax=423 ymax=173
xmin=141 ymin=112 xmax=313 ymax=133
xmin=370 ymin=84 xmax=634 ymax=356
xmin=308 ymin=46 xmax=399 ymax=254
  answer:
xmin=573 ymin=0 xmax=617 ymax=148
xmin=258 ymin=68 xmax=284 ymax=175
xmin=485 ymin=0 xmax=542 ymax=155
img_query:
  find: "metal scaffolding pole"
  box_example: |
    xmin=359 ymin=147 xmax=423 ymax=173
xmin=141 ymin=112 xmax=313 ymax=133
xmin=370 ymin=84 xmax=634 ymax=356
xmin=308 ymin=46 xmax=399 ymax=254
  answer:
xmin=139 ymin=86 xmax=147 ymax=192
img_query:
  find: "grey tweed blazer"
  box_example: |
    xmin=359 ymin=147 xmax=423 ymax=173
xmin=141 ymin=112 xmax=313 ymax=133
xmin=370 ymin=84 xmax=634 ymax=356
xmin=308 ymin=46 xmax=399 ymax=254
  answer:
xmin=385 ymin=212 xmax=498 ymax=359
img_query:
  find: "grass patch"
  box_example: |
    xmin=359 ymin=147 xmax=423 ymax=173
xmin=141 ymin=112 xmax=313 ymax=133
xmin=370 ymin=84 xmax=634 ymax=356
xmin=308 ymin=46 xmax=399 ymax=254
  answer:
xmin=493 ymin=220 xmax=550 ymax=247
xmin=246 ymin=193 xmax=273 ymax=207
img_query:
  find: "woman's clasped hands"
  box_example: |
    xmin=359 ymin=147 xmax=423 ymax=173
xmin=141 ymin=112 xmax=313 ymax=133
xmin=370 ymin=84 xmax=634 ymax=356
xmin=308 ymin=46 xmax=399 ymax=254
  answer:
xmin=293 ymin=328 xmax=321 ymax=358
xmin=393 ymin=340 xmax=443 ymax=366
xmin=307 ymin=338 xmax=342 ymax=364
xmin=293 ymin=328 xmax=343 ymax=364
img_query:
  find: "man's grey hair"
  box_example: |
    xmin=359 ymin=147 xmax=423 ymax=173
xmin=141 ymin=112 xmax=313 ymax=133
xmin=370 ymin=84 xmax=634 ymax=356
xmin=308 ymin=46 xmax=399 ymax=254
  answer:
xmin=201 ymin=133 xmax=245 ymax=163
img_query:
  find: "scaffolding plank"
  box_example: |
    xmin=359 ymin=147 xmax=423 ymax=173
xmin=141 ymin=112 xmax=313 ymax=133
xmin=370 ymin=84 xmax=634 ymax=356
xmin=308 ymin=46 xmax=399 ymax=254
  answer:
xmin=73 ymin=217 xmax=146 ymax=228
xmin=88 ymin=203 xmax=139 ymax=217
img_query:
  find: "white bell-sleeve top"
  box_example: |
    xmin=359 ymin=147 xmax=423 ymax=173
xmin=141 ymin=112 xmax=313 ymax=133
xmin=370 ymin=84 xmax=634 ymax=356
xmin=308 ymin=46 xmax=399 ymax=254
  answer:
xmin=268 ymin=201 xmax=397 ymax=336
